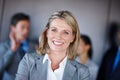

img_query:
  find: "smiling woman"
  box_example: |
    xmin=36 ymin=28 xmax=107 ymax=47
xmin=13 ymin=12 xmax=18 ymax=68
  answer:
xmin=38 ymin=11 xmax=80 ymax=60
xmin=15 ymin=10 xmax=90 ymax=80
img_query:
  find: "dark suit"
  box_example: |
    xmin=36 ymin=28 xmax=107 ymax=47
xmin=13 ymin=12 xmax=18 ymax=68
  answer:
xmin=97 ymin=46 xmax=120 ymax=80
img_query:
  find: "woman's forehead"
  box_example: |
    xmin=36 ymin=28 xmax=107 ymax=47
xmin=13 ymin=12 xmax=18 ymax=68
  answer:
xmin=50 ymin=18 xmax=73 ymax=31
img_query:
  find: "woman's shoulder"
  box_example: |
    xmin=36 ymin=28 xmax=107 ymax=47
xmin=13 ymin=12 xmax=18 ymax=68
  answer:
xmin=86 ymin=60 xmax=98 ymax=74
xmin=87 ymin=60 xmax=98 ymax=69
xmin=70 ymin=59 xmax=89 ymax=71
xmin=23 ymin=52 xmax=45 ymax=64
xmin=70 ymin=60 xmax=90 ymax=79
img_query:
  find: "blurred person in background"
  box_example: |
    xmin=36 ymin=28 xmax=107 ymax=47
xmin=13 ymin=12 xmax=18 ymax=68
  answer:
xmin=76 ymin=34 xmax=98 ymax=80
xmin=97 ymin=22 xmax=120 ymax=80
xmin=0 ymin=13 xmax=36 ymax=80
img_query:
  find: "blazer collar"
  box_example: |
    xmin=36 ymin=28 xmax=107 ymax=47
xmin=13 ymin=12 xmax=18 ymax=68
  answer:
xmin=34 ymin=54 xmax=77 ymax=80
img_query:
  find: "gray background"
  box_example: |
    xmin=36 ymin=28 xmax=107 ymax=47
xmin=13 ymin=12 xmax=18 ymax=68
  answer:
xmin=0 ymin=0 xmax=120 ymax=65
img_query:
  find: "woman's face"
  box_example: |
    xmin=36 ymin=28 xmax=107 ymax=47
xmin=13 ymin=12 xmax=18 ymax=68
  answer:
xmin=47 ymin=18 xmax=74 ymax=52
xmin=77 ymin=39 xmax=87 ymax=55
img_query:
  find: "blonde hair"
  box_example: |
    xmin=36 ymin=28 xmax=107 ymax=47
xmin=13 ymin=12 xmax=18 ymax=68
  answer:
xmin=37 ymin=10 xmax=80 ymax=60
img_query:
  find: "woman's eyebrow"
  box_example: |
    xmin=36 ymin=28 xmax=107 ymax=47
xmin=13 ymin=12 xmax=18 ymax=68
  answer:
xmin=63 ymin=30 xmax=72 ymax=34
xmin=50 ymin=26 xmax=57 ymax=28
xmin=50 ymin=25 xmax=72 ymax=33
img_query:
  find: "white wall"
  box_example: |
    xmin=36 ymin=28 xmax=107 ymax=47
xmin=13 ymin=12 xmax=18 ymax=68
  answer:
xmin=0 ymin=0 xmax=120 ymax=65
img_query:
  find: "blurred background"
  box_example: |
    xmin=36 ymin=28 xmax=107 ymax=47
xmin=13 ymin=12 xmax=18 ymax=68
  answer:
xmin=0 ymin=0 xmax=120 ymax=65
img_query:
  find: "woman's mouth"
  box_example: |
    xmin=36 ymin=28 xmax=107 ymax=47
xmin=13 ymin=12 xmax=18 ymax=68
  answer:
xmin=52 ymin=41 xmax=64 ymax=46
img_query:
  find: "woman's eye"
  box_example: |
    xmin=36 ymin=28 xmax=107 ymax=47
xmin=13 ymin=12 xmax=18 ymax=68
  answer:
xmin=51 ymin=29 xmax=56 ymax=32
xmin=64 ymin=31 xmax=69 ymax=35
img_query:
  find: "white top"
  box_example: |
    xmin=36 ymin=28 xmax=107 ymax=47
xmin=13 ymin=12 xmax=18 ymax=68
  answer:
xmin=75 ymin=57 xmax=98 ymax=80
xmin=43 ymin=54 xmax=67 ymax=80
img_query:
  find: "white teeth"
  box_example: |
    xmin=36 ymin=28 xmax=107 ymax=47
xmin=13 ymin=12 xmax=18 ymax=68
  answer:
xmin=53 ymin=41 xmax=63 ymax=45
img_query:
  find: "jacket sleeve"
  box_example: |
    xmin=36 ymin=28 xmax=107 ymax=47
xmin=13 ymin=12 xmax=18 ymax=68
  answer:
xmin=0 ymin=43 xmax=15 ymax=73
xmin=15 ymin=54 xmax=31 ymax=80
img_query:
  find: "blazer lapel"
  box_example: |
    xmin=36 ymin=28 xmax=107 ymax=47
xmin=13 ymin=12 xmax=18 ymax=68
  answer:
xmin=32 ymin=54 xmax=48 ymax=80
xmin=62 ymin=60 xmax=76 ymax=80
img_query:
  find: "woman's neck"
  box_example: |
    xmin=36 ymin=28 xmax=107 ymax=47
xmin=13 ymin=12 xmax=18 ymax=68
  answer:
xmin=48 ymin=50 xmax=67 ymax=71
xmin=78 ymin=52 xmax=89 ymax=64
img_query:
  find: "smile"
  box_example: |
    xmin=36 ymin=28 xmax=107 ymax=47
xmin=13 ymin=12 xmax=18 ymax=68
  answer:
xmin=52 ymin=41 xmax=64 ymax=46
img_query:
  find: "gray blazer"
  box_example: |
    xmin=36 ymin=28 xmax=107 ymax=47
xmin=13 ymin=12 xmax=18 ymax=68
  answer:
xmin=15 ymin=53 xmax=90 ymax=80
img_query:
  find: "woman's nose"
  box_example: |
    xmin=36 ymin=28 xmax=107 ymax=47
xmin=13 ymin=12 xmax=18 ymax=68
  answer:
xmin=55 ymin=32 xmax=62 ymax=39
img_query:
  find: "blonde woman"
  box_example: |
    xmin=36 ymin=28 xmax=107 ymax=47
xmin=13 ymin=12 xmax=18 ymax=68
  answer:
xmin=15 ymin=10 xmax=90 ymax=80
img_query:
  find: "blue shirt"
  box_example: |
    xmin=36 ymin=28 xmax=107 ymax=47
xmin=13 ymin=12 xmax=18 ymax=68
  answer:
xmin=20 ymin=40 xmax=29 ymax=53
xmin=112 ymin=47 xmax=120 ymax=71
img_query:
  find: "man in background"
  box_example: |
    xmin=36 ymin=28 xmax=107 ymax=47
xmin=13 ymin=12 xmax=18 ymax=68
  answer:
xmin=0 ymin=13 xmax=36 ymax=80
xmin=97 ymin=22 xmax=120 ymax=80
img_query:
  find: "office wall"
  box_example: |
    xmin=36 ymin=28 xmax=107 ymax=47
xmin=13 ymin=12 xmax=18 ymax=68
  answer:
xmin=0 ymin=0 xmax=119 ymax=65
xmin=0 ymin=0 xmax=4 ymax=40
xmin=0 ymin=0 xmax=3 ymax=23
xmin=109 ymin=0 xmax=120 ymax=23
